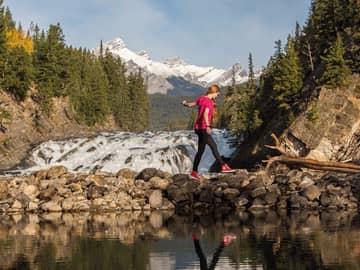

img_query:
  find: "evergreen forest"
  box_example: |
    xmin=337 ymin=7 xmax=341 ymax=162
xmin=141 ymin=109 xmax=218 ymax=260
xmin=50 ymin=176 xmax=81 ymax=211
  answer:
xmin=222 ymin=0 xmax=359 ymax=140
xmin=0 ymin=0 xmax=149 ymax=131
xmin=0 ymin=0 xmax=359 ymax=134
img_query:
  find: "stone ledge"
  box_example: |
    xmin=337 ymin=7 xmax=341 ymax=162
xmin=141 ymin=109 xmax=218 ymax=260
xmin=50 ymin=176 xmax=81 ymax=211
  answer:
xmin=0 ymin=166 xmax=359 ymax=214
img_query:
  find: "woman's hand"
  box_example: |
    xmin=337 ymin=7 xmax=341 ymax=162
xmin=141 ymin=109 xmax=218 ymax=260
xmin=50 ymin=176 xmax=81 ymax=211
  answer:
xmin=206 ymin=126 xmax=211 ymax=134
xmin=182 ymin=100 xmax=187 ymax=106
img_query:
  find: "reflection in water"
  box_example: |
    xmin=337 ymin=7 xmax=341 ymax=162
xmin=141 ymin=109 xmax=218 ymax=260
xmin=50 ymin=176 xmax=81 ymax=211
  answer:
xmin=0 ymin=210 xmax=359 ymax=269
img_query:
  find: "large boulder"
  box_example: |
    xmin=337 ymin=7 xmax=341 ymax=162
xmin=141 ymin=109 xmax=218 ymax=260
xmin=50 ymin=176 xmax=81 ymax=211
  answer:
xmin=0 ymin=181 xmax=9 ymax=200
xmin=136 ymin=168 xmax=165 ymax=181
xmin=149 ymin=190 xmax=163 ymax=209
xmin=47 ymin=166 xmax=68 ymax=179
xmin=284 ymin=84 xmax=360 ymax=162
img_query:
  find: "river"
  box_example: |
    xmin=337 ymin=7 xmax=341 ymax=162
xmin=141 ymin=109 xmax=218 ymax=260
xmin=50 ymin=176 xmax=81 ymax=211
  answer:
xmin=0 ymin=210 xmax=359 ymax=269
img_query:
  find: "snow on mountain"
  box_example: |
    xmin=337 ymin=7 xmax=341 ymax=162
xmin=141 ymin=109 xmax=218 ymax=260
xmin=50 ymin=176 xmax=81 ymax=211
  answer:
xmin=94 ymin=37 xmax=255 ymax=95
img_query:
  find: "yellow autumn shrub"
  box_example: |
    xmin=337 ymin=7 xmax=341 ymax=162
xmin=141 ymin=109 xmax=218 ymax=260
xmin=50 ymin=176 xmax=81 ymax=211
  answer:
xmin=6 ymin=29 xmax=34 ymax=54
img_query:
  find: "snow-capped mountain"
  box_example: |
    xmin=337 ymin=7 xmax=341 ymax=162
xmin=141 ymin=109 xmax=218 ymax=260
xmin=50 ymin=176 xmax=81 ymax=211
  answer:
xmin=94 ymin=38 xmax=258 ymax=95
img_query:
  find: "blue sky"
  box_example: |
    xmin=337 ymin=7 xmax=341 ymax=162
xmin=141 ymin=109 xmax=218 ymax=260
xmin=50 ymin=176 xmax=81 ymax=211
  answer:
xmin=5 ymin=0 xmax=311 ymax=69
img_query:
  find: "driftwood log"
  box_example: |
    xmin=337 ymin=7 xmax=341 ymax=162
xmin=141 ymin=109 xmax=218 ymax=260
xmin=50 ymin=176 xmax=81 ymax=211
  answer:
xmin=264 ymin=133 xmax=360 ymax=174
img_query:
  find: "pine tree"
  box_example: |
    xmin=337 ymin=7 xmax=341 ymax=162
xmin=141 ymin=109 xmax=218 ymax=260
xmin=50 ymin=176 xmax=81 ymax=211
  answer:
xmin=4 ymin=7 xmax=14 ymax=29
xmin=321 ymin=33 xmax=351 ymax=88
xmin=343 ymin=0 xmax=360 ymax=73
xmin=226 ymin=65 xmax=236 ymax=97
xmin=32 ymin=24 xmax=68 ymax=113
xmin=226 ymin=86 xmax=250 ymax=137
xmin=225 ymin=53 xmax=263 ymax=137
xmin=128 ymin=69 xmax=150 ymax=131
xmin=101 ymin=50 xmax=132 ymax=128
xmin=273 ymin=36 xmax=303 ymax=111
xmin=247 ymin=53 xmax=255 ymax=92
xmin=2 ymin=46 xmax=33 ymax=100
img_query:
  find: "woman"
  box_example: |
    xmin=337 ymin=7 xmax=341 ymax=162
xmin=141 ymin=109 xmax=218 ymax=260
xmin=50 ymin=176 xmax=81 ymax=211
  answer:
xmin=182 ymin=84 xmax=235 ymax=180
xmin=192 ymin=233 xmax=235 ymax=270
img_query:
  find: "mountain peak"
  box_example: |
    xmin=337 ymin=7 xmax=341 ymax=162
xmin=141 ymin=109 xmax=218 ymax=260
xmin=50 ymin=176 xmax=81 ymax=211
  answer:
xmin=137 ymin=50 xmax=150 ymax=60
xmin=162 ymin=57 xmax=187 ymax=66
xmin=106 ymin=37 xmax=127 ymax=50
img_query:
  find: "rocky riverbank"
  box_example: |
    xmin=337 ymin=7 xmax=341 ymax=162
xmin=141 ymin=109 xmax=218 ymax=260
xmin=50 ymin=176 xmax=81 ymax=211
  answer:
xmin=1 ymin=165 xmax=359 ymax=214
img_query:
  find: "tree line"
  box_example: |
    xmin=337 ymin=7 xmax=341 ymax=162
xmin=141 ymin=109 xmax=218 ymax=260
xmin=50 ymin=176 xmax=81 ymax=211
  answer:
xmin=0 ymin=0 xmax=149 ymax=130
xmin=223 ymin=0 xmax=359 ymax=139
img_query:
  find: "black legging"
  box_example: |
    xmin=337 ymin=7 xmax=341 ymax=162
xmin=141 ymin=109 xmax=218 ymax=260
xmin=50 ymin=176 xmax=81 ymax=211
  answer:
xmin=193 ymin=129 xmax=224 ymax=172
xmin=193 ymin=239 xmax=225 ymax=270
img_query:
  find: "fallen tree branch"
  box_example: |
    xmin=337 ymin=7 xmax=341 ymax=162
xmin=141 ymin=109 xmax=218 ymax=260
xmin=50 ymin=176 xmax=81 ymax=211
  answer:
xmin=264 ymin=133 xmax=360 ymax=174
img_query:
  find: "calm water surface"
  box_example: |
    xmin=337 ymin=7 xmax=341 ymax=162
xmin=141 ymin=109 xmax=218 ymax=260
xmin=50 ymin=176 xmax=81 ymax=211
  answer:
xmin=0 ymin=210 xmax=360 ymax=270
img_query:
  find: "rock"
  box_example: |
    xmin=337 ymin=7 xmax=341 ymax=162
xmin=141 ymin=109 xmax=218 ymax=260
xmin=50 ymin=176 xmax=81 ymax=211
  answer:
xmin=23 ymin=223 xmax=40 ymax=236
xmin=28 ymin=201 xmax=38 ymax=211
xmin=87 ymin=185 xmax=107 ymax=199
xmin=275 ymin=164 xmax=290 ymax=174
xmin=11 ymin=200 xmax=23 ymax=210
xmin=61 ymin=198 xmax=74 ymax=211
xmin=249 ymin=198 xmax=267 ymax=209
xmin=41 ymin=201 xmax=62 ymax=212
xmin=347 ymin=202 xmax=358 ymax=209
xmin=149 ymin=212 xmax=163 ymax=229
xmin=235 ymin=198 xmax=248 ymax=208
xmin=92 ymin=198 xmax=105 ymax=207
xmin=73 ymin=202 xmax=90 ymax=211
xmin=47 ymin=166 xmax=68 ymax=178
xmin=327 ymin=184 xmax=342 ymax=196
xmin=0 ymin=181 xmax=9 ymax=200
xmin=263 ymin=192 xmax=278 ymax=205
xmin=161 ymin=198 xmax=175 ymax=210
xmin=251 ymin=187 xmax=267 ymax=198
xmin=277 ymin=199 xmax=287 ymax=209
xmin=267 ymin=184 xmax=281 ymax=195
xmin=199 ymin=190 xmax=213 ymax=203
xmin=33 ymin=169 xmax=48 ymax=179
xmin=299 ymin=177 xmax=315 ymax=189
xmin=149 ymin=190 xmax=163 ymax=209
xmin=301 ymin=185 xmax=321 ymax=201
xmin=275 ymin=174 xmax=289 ymax=184
xmin=256 ymin=172 xmax=273 ymax=186
xmin=23 ymin=185 xmax=39 ymax=199
xmin=290 ymin=195 xmax=309 ymax=208
xmin=247 ymin=177 xmax=265 ymax=190
xmin=172 ymin=174 xmax=190 ymax=183
xmin=136 ymin=168 xmax=165 ymax=181
xmin=320 ymin=192 xmax=340 ymax=208
xmin=149 ymin=177 xmax=170 ymax=190
xmin=16 ymin=193 xmax=31 ymax=205
xmin=86 ymin=175 xmax=107 ymax=186
xmin=69 ymin=183 xmax=82 ymax=192
xmin=167 ymin=185 xmax=191 ymax=203
xmin=116 ymin=168 xmax=136 ymax=179
xmin=38 ymin=187 xmax=57 ymax=200
xmin=224 ymin=173 xmax=249 ymax=189
xmin=223 ymin=188 xmax=240 ymax=200
xmin=214 ymin=188 xmax=223 ymax=198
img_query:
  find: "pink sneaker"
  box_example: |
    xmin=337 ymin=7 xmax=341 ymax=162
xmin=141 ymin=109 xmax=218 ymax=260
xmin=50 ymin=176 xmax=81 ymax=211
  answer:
xmin=223 ymin=235 xmax=236 ymax=245
xmin=221 ymin=163 xmax=235 ymax=173
xmin=190 ymin=170 xmax=200 ymax=180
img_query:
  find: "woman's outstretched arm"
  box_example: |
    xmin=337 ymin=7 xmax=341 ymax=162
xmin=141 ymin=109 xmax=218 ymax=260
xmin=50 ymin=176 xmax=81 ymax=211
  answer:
xmin=182 ymin=100 xmax=197 ymax=107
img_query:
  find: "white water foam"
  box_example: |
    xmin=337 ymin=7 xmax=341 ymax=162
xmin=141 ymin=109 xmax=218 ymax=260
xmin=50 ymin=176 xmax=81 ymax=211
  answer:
xmin=11 ymin=129 xmax=235 ymax=175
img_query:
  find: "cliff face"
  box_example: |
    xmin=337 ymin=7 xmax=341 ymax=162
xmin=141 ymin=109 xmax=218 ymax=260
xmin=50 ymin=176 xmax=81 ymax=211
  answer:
xmin=0 ymin=90 xmax=119 ymax=171
xmin=231 ymin=75 xmax=360 ymax=167
xmin=283 ymin=75 xmax=360 ymax=162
